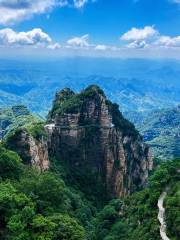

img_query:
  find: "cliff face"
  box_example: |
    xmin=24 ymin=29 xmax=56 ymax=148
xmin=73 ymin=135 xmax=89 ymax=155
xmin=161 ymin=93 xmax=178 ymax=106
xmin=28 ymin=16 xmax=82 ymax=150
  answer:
xmin=6 ymin=129 xmax=49 ymax=172
xmin=47 ymin=86 xmax=152 ymax=199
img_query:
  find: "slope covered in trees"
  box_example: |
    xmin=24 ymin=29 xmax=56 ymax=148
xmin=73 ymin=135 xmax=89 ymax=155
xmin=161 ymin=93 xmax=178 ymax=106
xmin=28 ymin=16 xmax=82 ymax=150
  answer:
xmin=0 ymin=88 xmax=179 ymax=239
xmin=0 ymin=145 xmax=93 ymax=240
xmin=93 ymin=159 xmax=180 ymax=240
xmin=0 ymin=139 xmax=179 ymax=239
xmin=0 ymin=105 xmax=42 ymax=140
xmin=126 ymin=106 xmax=180 ymax=160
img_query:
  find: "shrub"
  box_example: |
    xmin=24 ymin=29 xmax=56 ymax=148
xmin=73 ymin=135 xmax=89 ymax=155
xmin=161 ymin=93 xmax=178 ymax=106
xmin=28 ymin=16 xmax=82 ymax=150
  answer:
xmin=0 ymin=146 xmax=23 ymax=180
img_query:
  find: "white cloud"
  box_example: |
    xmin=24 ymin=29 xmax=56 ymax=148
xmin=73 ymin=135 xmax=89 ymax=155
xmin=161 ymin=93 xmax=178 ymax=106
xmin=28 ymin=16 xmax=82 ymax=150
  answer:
xmin=66 ymin=36 xmax=121 ymax=52
xmin=126 ymin=40 xmax=148 ymax=49
xmin=94 ymin=44 xmax=119 ymax=51
xmin=154 ymin=35 xmax=180 ymax=47
xmin=121 ymin=26 xmax=158 ymax=41
xmin=120 ymin=26 xmax=159 ymax=49
xmin=95 ymin=44 xmax=109 ymax=50
xmin=0 ymin=0 xmax=95 ymax=25
xmin=2 ymin=25 xmax=180 ymax=58
xmin=66 ymin=35 xmax=116 ymax=51
xmin=73 ymin=0 xmax=96 ymax=8
xmin=0 ymin=28 xmax=52 ymax=46
xmin=67 ymin=34 xmax=90 ymax=48
xmin=121 ymin=26 xmax=180 ymax=50
xmin=73 ymin=0 xmax=88 ymax=8
xmin=47 ymin=42 xmax=61 ymax=49
xmin=0 ymin=0 xmax=60 ymax=25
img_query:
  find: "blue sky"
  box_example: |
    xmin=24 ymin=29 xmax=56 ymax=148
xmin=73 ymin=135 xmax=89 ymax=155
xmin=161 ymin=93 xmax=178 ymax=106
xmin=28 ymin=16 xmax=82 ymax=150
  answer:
xmin=1 ymin=0 xmax=180 ymax=59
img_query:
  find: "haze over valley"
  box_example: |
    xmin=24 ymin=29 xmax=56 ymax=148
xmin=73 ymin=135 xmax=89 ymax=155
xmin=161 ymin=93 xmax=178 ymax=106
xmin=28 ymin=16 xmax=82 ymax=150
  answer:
xmin=0 ymin=1 xmax=179 ymax=240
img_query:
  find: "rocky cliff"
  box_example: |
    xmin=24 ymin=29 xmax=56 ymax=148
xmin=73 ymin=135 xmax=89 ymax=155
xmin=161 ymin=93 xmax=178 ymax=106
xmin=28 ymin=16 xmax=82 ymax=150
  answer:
xmin=47 ymin=85 xmax=152 ymax=199
xmin=5 ymin=128 xmax=49 ymax=172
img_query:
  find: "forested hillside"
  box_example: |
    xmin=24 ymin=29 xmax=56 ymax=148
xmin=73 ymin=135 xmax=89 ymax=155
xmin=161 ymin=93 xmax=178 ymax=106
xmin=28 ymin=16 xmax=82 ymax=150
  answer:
xmin=126 ymin=106 xmax=180 ymax=160
xmin=0 ymin=143 xmax=179 ymax=240
xmin=0 ymin=86 xmax=179 ymax=240
xmin=0 ymin=105 xmax=42 ymax=140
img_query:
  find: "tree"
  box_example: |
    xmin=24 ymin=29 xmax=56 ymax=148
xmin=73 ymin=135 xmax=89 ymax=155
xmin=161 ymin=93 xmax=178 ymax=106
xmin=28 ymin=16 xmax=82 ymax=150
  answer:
xmin=0 ymin=146 xmax=23 ymax=180
xmin=0 ymin=182 xmax=35 ymax=240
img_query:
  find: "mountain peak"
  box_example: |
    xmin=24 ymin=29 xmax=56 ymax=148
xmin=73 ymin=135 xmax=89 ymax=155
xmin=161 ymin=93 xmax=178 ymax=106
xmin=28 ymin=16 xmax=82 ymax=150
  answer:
xmin=47 ymin=85 xmax=152 ymax=199
xmin=54 ymin=88 xmax=75 ymax=104
xmin=82 ymin=84 xmax=105 ymax=97
xmin=48 ymin=85 xmax=106 ymax=123
xmin=48 ymin=88 xmax=75 ymax=121
xmin=56 ymin=87 xmax=75 ymax=97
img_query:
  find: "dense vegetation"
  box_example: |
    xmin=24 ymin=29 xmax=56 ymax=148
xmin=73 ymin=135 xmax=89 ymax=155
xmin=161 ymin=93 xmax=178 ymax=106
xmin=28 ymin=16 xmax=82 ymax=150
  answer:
xmin=0 ymin=95 xmax=179 ymax=239
xmin=0 ymin=145 xmax=95 ymax=240
xmin=0 ymin=137 xmax=179 ymax=240
xmin=107 ymin=101 xmax=139 ymax=138
xmin=48 ymin=85 xmax=106 ymax=120
xmin=165 ymin=179 xmax=180 ymax=239
xmin=126 ymin=106 xmax=180 ymax=160
xmin=93 ymin=159 xmax=180 ymax=240
xmin=48 ymin=85 xmax=139 ymax=140
xmin=0 ymin=105 xmax=42 ymax=140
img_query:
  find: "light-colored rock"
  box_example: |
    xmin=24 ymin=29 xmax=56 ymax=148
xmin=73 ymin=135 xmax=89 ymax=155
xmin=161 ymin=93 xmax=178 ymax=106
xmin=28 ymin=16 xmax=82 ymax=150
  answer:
xmin=158 ymin=192 xmax=170 ymax=240
xmin=9 ymin=129 xmax=49 ymax=172
xmin=28 ymin=135 xmax=49 ymax=171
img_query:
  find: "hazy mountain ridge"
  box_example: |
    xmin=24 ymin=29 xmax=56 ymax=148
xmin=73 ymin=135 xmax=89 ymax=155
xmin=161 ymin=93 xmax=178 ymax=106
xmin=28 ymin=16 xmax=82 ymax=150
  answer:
xmin=0 ymin=59 xmax=180 ymax=116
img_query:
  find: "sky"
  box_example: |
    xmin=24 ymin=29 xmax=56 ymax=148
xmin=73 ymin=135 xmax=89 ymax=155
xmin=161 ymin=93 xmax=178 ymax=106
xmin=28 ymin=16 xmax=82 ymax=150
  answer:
xmin=1 ymin=0 xmax=180 ymax=59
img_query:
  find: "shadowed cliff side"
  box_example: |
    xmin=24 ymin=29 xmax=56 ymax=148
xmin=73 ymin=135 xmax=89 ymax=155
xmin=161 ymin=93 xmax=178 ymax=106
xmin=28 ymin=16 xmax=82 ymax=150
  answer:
xmin=46 ymin=85 xmax=152 ymax=201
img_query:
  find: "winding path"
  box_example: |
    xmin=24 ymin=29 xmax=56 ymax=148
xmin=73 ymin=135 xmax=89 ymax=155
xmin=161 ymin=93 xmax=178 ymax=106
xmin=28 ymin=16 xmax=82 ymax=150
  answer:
xmin=157 ymin=192 xmax=170 ymax=240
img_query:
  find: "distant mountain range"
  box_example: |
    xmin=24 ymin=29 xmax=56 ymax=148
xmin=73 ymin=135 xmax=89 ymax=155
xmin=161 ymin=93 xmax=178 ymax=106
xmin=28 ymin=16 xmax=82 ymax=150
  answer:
xmin=0 ymin=58 xmax=179 ymax=160
xmin=0 ymin=58 xmax=179 ymax=116
xmin=126 ymin=106 xmax=180 ymax=160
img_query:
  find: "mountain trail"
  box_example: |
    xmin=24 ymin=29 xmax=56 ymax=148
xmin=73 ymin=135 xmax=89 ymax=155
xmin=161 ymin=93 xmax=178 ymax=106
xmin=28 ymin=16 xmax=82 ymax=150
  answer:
xmin=157 ymin=191 xmax=170 ymax=240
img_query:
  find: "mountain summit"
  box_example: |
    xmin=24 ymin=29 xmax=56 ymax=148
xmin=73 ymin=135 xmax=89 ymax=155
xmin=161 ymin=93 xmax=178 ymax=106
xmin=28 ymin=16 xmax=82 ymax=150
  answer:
xmin=46 ymin=85 xmax=152 ymax=199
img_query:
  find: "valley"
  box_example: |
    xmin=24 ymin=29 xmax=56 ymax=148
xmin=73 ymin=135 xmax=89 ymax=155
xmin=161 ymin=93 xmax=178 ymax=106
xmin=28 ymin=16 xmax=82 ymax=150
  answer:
xmin=0 ymin=59 xmax=180 ymax=116
xmin=0 ymin=59 xmax=179 ymax=239
xmin=0 ymin=1 xmax=180 ymax=239
xmin=126 ymin=106 xmax=180 ymax=160
xmin=0 ymin=85 xmax=179 ymax=240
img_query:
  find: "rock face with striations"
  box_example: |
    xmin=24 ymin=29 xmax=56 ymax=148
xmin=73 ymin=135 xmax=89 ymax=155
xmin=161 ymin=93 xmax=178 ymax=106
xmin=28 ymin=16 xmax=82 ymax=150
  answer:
xmin=5 ymin=128 xmax=49 ymax=172
xmin=47 ymin=86 xmax=152 ymax=199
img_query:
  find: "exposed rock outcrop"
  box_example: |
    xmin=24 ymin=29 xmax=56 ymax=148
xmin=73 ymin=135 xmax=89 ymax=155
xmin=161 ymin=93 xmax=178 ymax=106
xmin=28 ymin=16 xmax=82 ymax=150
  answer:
xmin=5 ymin=129 xmax=49 ymax=172
xmin=158 ymin=191 xmax=170 ymax=240
xmin=47 ymin=85 xmax=152 ymax=199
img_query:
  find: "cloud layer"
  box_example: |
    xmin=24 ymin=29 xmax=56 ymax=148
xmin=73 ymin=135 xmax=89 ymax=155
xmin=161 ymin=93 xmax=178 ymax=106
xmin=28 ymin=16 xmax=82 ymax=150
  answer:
xmin=0 ymin=0 xmax=94 ymax=25
xmin=0 ymin=28 xmax=52 ymax=47
xmin=121 ymin=26 xmax=158 ymax=41
xmin=1 ymin=25 xmax=180 ymax=59
xmin=121 ymin=26 xmax=159 ymax=49
xmin=67 ymin=34 xmax=90 ymax=48
xmin=120 ymin=25 xmax=180 ymax=50
xmin=65 ymin=26 xmax=180 ymax=52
